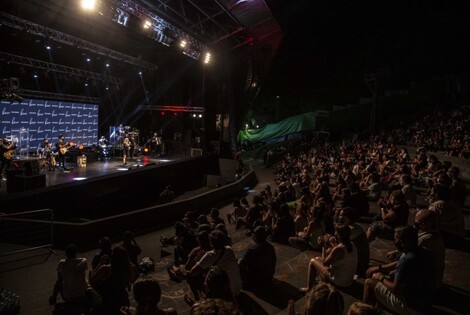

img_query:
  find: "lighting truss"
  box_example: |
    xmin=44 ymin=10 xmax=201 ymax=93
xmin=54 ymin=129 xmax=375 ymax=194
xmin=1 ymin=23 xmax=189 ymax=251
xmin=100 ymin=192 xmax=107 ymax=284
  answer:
xmin=0 ymin=52 xmax=123 ymax=87
xmin=112 ymin=0 xmax=208 ymax=60
xmin=18 ymin=89 xmax=101 ymax=103
xmin=0 ymin=11 xmax=158 ymax=70
xmin=139 ymin=105 xmax=204 ymax=113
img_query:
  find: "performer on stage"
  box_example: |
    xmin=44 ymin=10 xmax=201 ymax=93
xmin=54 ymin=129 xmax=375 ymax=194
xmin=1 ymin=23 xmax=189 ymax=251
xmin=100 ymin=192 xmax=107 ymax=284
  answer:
xmin=122 ymin=134 xmax=131 ymax=166
xmin=41 ymin=139 xmax=56 ymax=171
xmin=55 ymin=135 xmax=70 ymax=171
xmin=0 ymin=137 xmax=17 ymax=181
xmin=99 ymin=136 xmax=108 ymax=147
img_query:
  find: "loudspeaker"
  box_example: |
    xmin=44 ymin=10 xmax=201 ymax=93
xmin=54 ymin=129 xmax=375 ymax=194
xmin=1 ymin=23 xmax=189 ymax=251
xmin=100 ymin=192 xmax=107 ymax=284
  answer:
xmin=12 ymin=174 xmax=46 ymax=192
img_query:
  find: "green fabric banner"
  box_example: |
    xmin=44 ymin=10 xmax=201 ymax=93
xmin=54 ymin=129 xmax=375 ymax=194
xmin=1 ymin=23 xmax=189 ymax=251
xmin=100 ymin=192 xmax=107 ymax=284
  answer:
xmin=237 ymin=112 xmax=316 ymax=143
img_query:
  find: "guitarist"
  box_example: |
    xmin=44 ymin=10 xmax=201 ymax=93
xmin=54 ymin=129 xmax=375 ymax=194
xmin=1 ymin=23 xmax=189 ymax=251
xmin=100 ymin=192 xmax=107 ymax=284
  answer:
xmin=55 ymin=135 xmax=71 ymax=171
xmin=0 ymin=137 xmax=17 ymax=181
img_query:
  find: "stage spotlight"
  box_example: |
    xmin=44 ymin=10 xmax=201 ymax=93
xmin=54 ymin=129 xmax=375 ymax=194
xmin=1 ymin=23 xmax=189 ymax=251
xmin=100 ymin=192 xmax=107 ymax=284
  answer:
xmin=192 ymin=114 xmax=196 ymax=118
xmin=81 ymin=0 xmax=96 ymax=10
xmin=45 ymin=45 xmax=51 ymax=50
xmin=86 ymin=58 xmax=91 ymax=62
xmin=33 ymin=74 xmax=38 ymax=78
xmin=105 ymin=87 xmax=109 ymax=90
xmin=198 ymin=114 xmax=203 ymax=118
xmin=143 ymin=20 xmax=152 ymax=29
xmin=138 ymin=71 xmax=142 ymax=75
xmin=85 ymin=83 xmax=88 ymax=87
xmin=203 ymin=52 xmax=211 ymax=64
xmin=179 ymin=39 xmax=187 ymax=48
xmin=105 ymin=63 xmax=110 ymax=68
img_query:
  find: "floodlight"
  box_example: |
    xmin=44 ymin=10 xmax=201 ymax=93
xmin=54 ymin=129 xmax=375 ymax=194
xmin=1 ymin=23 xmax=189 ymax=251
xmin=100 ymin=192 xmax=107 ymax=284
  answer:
xmin=81 ymin=0 xmax=96 ymax=10
xmin=86 ymin=58 xmax=91 ymax=62
xmin=203 ymin=52 xmax=211 ymax=64
xmin=33 ymin=74 xmax=38 ymax=78
xmin=105 ymin=63 xmax=110 ymax=67
xmin=179 ymin=40 xmax=187 ymax=48
xmin=198 ymin=114 xmax=202 ymax=118
xmin=45 ymin=45 xmax=51 ymax=50
xmin=143 ymin=20 xmax=152 ymax=29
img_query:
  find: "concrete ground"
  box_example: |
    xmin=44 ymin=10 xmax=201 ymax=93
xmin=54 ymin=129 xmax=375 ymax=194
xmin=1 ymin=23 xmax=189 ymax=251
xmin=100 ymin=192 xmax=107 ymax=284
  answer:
xmin=0 ymin=162 xmax=469 ymax=314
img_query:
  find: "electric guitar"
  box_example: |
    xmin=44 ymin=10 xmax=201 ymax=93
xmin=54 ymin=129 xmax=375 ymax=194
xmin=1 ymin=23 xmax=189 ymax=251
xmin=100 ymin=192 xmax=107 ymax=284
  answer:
xmin=3 ymin=138 xmax=18 ymax=159
xmin=59 ymin=142 xmax=76 ymax=155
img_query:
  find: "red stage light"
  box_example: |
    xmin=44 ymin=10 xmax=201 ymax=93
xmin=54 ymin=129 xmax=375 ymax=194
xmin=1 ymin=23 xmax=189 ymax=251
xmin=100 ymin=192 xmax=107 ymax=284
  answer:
xmin=161 ymin=111 xmax=165 ymax=116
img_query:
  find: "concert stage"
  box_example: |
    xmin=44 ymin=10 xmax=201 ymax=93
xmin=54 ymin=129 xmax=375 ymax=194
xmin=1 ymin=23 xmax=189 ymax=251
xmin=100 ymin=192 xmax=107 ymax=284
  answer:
xmin=0 ymin=154 xmax=257 ymax=249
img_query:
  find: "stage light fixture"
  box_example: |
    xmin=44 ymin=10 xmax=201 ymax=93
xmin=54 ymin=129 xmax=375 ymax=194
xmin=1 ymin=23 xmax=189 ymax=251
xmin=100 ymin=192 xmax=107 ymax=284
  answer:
xmin=45 ymin=45 xmax=51 ymax=50
xmin=33 ymin=74 xmax=38 ymax=78
xmin=105 ymin=63 xmax=110 ymax=67
xmin=204 ymin=52 xmax=211 ymax=64
xmin=106 ymin=87 xmax=109 ymax=90
xmin=138 ymin=71 xmax=142 ymax=75
xmin=198 ymin=114 xmax=203 ymax=118
xmin=81 ymin=0 xmax=96 ymax=10
xmin=85 ymin=83 xmax=88 ymax=87
xmin=86 ymin=58 xmax=91 ymax=62
xmin=143 ymin=20 xmax=152 ymax=29
xmin=179 ymin=40 xmax=187 ymax=48
xmin=192 ymin=114 xmax=196 ymax=118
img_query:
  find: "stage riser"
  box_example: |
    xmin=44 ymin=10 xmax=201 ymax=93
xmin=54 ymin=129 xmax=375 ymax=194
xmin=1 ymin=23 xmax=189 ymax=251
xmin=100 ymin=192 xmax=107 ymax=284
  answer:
xmin=0 ymin=155 xmax=221 ymax=220
xmin=8 ymin=170 xmax=257 ymax=250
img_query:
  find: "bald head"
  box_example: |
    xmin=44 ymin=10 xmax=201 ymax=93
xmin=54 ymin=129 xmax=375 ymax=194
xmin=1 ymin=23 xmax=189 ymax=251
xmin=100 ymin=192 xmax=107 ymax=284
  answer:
xmin=414 ymin=209 xmax=438 ymax=232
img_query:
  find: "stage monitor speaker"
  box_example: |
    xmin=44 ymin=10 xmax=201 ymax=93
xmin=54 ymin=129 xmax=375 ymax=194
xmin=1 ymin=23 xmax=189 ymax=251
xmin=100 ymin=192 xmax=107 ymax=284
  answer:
xmin=18 ymin=174 xmax=46 ymax=192
xmin=6 ymin=169 xmax=24 ymax=193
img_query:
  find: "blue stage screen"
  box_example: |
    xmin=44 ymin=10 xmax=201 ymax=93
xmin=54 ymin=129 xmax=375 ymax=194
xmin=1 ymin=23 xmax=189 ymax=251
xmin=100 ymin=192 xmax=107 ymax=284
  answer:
xmin=1 ymin=99 xmax=99 ymax=150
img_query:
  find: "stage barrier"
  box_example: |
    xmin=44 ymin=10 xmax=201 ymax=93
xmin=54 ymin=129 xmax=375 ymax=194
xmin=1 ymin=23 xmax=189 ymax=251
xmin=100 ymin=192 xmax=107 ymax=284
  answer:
xmin=0 ymin=209 xmax=54 ymax=258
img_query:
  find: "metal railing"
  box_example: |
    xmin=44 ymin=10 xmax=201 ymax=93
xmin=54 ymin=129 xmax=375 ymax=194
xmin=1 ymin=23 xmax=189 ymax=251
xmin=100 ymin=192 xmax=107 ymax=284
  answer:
xmin=0 ymin=209 xmax=54 ymax=258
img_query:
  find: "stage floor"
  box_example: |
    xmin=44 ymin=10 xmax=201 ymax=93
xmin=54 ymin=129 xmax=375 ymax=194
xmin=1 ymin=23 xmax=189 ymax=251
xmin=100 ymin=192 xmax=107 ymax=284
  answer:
xmin=0 ymin=154 xmax=186 ymax=194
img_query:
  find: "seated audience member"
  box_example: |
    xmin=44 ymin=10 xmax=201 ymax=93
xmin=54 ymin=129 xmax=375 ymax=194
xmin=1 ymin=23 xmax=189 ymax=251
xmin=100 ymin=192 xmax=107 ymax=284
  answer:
xmin=184 ymin=266 xmax=235 ymax=308
xmin=349 ymin=184 xmax=370 ymax=218
xmin=376 ymin=209 xmax=446 ymax=292
xmin=302 ymin=224 xmax=358 ymax=292
xmin=289 ymin=204 xmax=327 ymax=252
xmin=363 ymin=226 xmax=436 ymax=314
xmin=49 ymin=244 xmax=89 ymax=312
xmin=90 ymin=246 xmax=139 ymax=315
xmin=159 ymin=185 xmax=175 ymax=203
xmin=121 ymin=277 xmax=177 ymax=315
xmin=367 ymin=190 xmax=409 ymax=242
xmin=238 ymin=226 xmax=276 ymax=292
xmin=121 ymin=230 xmax=142 ymax=267
xmin=288 ymin=282 xmax=344 ymax=315
xmin=196 ymin=215 xmax=213 ymax=234
xmin=163 ymin=222 xmax=198 ymax=266
xmin=209 ymin=208 xmax=225 ymax=227
xmin=399 ymin=174 xmax=417 ymax=206
xmin=448 ymin=166 xmax=466 ymax=208
xmin=168 ymin=231 xmax=212 ymax=300
xmin=227 ymin=199 xmax=247 ymax=224
xmin=270 ymin=203 xmax=296 ymax=244
xmin=236 ymin=195 xmax=264 ymax=232
xmin=215 ymin=223 xmax=233 ymax=246
xmin=347 ymin=301 xmax=379 ymax=315
xmin=363 ymin=172 xmax=384 ymax=201
xmin=91 ymin=237 xmax=112 ymax=272
xmin=189 ymin=298 xmax=240 ymax=315
xmin=428 ymin=183 xmax=465 ymax=246
xmin=189 ymin=230 xmax=242 ymax=297
xmin=337 ymin=207 xmax=370 ymax=277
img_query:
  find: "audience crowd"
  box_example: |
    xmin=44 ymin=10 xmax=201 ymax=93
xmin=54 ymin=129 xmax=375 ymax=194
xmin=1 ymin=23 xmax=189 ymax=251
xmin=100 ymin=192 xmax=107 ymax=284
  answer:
xmin=49 ymin=105 xmax=467 ymax=315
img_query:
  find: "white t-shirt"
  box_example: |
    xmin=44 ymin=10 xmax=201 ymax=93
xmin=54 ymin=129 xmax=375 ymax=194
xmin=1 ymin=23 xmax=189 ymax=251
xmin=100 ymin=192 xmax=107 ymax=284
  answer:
xmin=196 ymin=246 xmax=242 ymax=295
xmin=57 ymin=257 xmax=89 ymax=300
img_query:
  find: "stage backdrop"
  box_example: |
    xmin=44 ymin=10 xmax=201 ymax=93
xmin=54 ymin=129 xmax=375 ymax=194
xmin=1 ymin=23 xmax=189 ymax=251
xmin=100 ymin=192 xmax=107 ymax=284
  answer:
xmin=1 ymin=99 xmax=99 ymax=150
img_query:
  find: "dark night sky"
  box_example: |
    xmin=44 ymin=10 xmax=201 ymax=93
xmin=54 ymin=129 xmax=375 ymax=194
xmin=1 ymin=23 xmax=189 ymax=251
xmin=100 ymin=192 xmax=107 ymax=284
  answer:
xmin=259 ymin=0 xmax=470 ymax=108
